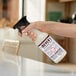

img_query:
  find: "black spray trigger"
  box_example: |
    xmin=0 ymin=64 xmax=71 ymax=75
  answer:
xmin=13 ymin=16 xmax=30 ymax=33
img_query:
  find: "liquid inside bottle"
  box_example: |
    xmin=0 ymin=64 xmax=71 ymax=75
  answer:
xmin=33 ymin=29 xmax=67 ymax=63
xmin=13 ymin=16 xmax=67 ymax=63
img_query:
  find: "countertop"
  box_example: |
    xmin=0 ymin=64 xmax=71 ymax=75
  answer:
xmin=0 ymin=52 xmax=76 ymax=76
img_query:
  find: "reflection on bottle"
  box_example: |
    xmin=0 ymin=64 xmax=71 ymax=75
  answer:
xmin=72 ymin=12 xmax=76 ymax=24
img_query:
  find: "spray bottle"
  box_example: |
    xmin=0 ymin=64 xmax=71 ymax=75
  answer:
xmin=13 ymin=16 xmax=67 ymax=63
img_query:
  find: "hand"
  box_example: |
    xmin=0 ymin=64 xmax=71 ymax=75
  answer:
xmin=22 ymin=21 xmax=46 ymax=41
xmin=22 ymin=21 xmax=47 ymax=32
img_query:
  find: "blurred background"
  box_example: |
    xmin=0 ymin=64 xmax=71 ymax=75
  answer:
xmin=0 ymin=0 xmax=76 ymax=65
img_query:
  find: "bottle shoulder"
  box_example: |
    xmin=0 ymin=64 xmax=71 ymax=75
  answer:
xmin=35 ymin=31 xmax=48 ymax=45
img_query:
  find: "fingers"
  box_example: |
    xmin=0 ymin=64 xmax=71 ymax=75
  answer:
xmin=22 ymin=21 xmax=42 ymax=33
xmin=18 ymin=32 xmax=22 ymax=37
xmin=21 ymin=21 xmax=45 ymax=41
xmin=28 ymin=31 xmax=37 ymax=41
xmin=22 ymin=23 xmax=34 ymax=33
xmin=23 ymin=30 xmax=37 ymax=42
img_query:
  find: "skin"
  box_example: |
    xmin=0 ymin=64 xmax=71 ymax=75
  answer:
xmin=22 ymin=21 xmax=76 ymax=41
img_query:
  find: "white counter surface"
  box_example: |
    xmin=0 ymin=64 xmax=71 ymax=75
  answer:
xmin=0 ymin=52 xmax=76 ymax=76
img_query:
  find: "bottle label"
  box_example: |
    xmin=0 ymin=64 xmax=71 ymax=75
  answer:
xmin=38 ymin=35 xmax=66 ymax=62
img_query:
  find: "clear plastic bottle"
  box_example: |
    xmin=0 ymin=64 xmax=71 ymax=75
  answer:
xmin=72 ymin=13 xmax=76 ymax=24
xmin=13 ymin=16 xmax=67 ymax=63
xmin=32 ymin=29 xmax=67 ymax=63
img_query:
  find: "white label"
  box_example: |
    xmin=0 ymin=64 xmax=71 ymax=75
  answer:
xmin=38 ymin=35 xmax=66 ymax=62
